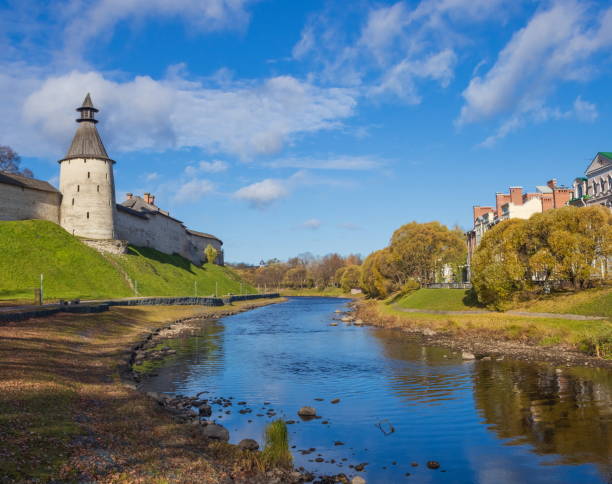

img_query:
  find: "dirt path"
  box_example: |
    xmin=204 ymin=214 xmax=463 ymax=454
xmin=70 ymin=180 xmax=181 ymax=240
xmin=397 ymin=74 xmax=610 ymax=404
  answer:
xmin=393 ymin=305 xmax=608 ymax=320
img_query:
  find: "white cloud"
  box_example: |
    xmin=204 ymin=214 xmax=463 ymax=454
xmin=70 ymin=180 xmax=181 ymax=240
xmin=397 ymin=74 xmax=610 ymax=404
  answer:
xmin=264 ymin=155 xmax=383 ymax=171
xmin=198 ymin=160 xmax=229 ymax=173
xmin=459 ymin=1 xmax=612 ymax=127
xmin=145 ymin=172 xmax=159 ymax=181
xmin=479 ymin=95 xmax=599 ymax=147
xmin=300 ymin=218 xmax=322 ymax=230
xmin=573 ymin=96 xmax=598 ymax=122
xmin=8 ymin=70 xmax=356 ymax=160
xmin=173 ymin=178 xmax=215 ymax=203
xmin=185 ymin=160 xmax=229 ymax=176
xmin=63 ymin=0 xmax=253 ymax=60
xmin=234 ymin=178 xmax=289 ymax=208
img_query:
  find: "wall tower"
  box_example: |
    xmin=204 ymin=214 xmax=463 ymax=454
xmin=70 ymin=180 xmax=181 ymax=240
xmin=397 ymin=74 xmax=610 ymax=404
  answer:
xmin=59 ymin=94 xmax=116 ymax=239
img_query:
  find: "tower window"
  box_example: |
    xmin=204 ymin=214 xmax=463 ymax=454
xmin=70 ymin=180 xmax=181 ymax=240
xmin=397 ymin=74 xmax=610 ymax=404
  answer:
xmin=97 ymin=185 xmax=99 ymax=192
xmin=87 ymin=172 xmax=90 ymax=179
xmin=72 ymin=198 xmax=74 ymax=206
xmin=86 ymin=212 xmax=90 ymax=219
xmin=77 ymin=185 xmax=80 ymax=192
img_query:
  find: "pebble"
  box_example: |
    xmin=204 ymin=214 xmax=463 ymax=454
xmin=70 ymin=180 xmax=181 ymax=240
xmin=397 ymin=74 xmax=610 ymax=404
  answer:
xmin=427 ymin=461 xmax=440 ymax=470
xmin=331 ymin=398 xmax=341 ymax=404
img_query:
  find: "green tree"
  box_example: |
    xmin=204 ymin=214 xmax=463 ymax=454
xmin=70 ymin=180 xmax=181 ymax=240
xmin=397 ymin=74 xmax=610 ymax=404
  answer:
xmin=204 ymin=244 xmax=218 ymax=265
xmin=340 ymin=265 xmax=362 ymax=292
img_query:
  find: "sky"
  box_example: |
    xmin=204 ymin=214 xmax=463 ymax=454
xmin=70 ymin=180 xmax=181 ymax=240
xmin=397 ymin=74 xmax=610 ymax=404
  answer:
xmin=1 ymin=0 xmax=611 ymax=264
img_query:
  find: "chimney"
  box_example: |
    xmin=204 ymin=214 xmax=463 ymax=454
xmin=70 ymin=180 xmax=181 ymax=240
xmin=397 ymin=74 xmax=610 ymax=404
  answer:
xmin=149 ymin=194 xmax=155 ymax=205
xmin=126 ymin=192 xmax=133 ymax=200
xmin=143 ymin=192 xmax=151 ymax=204
xmin=509 ymin=187 xmax=523 ymax=206
xmin=495 ymin=192 xmax=511 ymax=218
xmin=547 ymin=178 xmax=557 ymax=189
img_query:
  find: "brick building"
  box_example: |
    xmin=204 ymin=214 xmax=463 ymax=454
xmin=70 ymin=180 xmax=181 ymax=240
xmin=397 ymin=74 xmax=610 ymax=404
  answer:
xmin=466 ymin=179 xmax=572 ymax=280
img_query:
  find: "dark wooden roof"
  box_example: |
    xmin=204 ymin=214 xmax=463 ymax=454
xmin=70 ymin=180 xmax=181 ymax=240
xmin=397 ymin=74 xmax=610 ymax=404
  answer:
xmin=116 ymin=203 xmax=148 ymax=219
xmin=62 ymin=94 xmax=112 ymax=162
xmin=187 ymin=229 xmax=222 ymax=244
xmin=0 ymin=171 xmax=60 ymax=194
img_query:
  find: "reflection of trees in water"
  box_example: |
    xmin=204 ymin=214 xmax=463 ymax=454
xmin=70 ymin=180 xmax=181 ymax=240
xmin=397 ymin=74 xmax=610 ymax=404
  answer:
xmin=371 ymin=328 xmax=470 ymax=405
xmin=147 ymin=320 xmax=225 ymax=393
xmin=473 ymin=360 xmax=612 ymax=475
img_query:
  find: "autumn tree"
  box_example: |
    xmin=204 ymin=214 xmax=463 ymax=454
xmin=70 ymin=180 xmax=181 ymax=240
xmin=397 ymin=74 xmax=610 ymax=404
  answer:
xmin=0 ymin=145 xmax=34 ymax=178
xmin=204 ymin=244 xmax=218 ymax=265
xmin=340 ymin=265 xmax=362 ymax=292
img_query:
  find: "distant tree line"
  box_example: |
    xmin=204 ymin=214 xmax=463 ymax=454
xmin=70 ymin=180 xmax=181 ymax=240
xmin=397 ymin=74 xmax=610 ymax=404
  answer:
xmin=0 ymin=146 xmax=34 ymax=178
xmin=232 ymin=253 xmax=363 ymax=290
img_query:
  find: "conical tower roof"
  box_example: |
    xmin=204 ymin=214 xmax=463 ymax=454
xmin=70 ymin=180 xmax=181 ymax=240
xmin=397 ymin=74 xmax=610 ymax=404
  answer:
xmin=62 ymin=94 xmax=113 ymax=162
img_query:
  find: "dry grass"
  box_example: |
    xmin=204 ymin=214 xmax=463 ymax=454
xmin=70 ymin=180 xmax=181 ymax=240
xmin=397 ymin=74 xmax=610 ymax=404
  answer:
xmin=365 ymin=300 xmax=612 ymax=359
xmin=0 ymin=299 xmax=283 ymax=483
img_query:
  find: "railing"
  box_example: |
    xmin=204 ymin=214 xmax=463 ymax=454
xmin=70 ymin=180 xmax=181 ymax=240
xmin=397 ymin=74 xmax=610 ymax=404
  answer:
xmin=425 ymin=283 xmax=472 ymax=289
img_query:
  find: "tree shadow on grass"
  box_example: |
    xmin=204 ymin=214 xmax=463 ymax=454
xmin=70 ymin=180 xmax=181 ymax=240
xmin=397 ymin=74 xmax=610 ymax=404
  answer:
xmin=126 ymin=246 xmax=198 ymax=275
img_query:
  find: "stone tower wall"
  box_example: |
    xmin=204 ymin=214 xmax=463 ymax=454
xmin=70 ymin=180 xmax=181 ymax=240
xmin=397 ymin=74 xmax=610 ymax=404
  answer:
xmin=59 ymin=157 xmax=116 ymax=239
xmin=0 ymin=184 xmax=61 ymax=223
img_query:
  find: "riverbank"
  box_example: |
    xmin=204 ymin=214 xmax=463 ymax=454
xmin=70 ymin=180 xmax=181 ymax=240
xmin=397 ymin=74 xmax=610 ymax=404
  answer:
xmin=279 ymin=288 xmax=358 ymax=298
xmin=0 ymin=297 xmax=303 ymax=483
xmin=354 ymin=299 xmax=612 ymax=368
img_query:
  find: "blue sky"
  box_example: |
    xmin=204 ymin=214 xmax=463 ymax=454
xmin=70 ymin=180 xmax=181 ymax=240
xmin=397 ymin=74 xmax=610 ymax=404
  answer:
xmin=1 ymin=0 xmax=611 ymax=263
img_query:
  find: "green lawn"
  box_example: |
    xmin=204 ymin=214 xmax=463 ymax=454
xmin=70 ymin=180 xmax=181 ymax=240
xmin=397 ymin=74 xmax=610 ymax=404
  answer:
xmin=0 ymin=220 xmax=254 ymax=302
xmin=395 ymin=288 xmax=479 ymax=311
xmin=394 ymin=287 xmax=611 ymax=319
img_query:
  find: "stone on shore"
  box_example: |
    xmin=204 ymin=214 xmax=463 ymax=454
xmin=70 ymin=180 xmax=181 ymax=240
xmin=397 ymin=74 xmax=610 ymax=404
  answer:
xmin=198 ymin=404 xmax=212 ymax=417
xmin=238 ymin=438 xmax=259 ymax=451
xmin=461 ymin=351 xmax=476 ymax=360
xmin=352 ymin=477 xmax=366 ymax=484
xmin=298 ymin=406 xmax=317 ymax=417
xmin=201 ymin=423 xmax=229 ymax=441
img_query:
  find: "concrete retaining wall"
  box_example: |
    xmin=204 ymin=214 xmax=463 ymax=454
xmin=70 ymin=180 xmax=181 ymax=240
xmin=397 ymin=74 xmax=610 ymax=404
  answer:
xmin=0 ymin=293 xmax=280 ymax=323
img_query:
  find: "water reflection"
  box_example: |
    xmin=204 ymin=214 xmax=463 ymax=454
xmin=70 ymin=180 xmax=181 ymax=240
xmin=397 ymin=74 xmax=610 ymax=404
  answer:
xmin=473 ymin=361 xmax=612 ymax=477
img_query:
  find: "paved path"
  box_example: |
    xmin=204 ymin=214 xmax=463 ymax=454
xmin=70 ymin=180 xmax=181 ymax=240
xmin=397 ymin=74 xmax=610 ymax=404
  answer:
xmin=393 ymin=306 xmax=608 ymax=321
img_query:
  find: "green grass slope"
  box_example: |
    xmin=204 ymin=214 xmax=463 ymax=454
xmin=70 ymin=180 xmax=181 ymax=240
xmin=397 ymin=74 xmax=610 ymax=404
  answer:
xmin=0 ymin=220 xmax=255 ymax=302
xmin=395 ymin=288 xmax=479 ymax=311
xmin=395 ymin=287 xmax=611 ymax=318
xmin=0 ymin=220 xmax=131 ymax=301
xmin=109 ymin=246 xmax=254 ymax=297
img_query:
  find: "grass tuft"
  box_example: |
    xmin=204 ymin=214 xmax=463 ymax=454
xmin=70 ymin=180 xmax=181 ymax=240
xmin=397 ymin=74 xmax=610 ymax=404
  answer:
xmin=260 ymin=420 xmax=292 ymax=468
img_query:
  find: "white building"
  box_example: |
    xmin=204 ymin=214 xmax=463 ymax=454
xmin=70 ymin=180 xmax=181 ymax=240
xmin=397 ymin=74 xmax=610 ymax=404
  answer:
xmin=571 ymin=152 xmax=612 ymax=209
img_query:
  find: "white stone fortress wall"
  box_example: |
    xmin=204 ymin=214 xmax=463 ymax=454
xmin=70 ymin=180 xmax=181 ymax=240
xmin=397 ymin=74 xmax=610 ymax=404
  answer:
xmin=59 ymin=157 xmax=116 ymax=239
xmin=0 ymin=182 xmax=60 ymax=223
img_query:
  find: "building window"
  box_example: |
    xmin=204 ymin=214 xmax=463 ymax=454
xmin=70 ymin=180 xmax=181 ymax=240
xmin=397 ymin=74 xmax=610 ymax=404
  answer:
xmin=97 ymin=185 xmax=99 ymax=192
xmin=77 ymin=185 xmax=80 ymax=192
xmin=86 ymin=212 xmax=89 ymax=219
xmin=72 ymin=198 xmax=74 ymax=206
xmin=87 ymin=172 xmax=90 ymax=179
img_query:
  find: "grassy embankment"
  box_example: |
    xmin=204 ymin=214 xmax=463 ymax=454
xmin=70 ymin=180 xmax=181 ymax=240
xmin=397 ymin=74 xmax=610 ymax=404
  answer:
xmin=0 ymin=220 xmax=255 ymax=303
xmin=366 ymin=287 xmax=612 ymax=358
xmin=0 ymin=300 xmax=284 ymax=482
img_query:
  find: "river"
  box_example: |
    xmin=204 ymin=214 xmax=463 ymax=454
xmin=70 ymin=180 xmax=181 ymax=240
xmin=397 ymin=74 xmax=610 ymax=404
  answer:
xmin=140 ymin=297 xmax=612 ymax=484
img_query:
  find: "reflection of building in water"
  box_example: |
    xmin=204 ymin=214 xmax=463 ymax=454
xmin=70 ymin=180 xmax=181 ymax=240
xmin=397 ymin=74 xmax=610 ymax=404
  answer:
xmin=472 ymin=360 xmax=612 ymax=478
xmin=372 ymin=329 xmax=472 ymax=405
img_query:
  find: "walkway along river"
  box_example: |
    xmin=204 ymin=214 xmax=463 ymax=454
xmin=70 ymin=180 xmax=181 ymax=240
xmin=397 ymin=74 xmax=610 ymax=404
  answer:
xmin=139 ymin=297 xmax=612 ymax=484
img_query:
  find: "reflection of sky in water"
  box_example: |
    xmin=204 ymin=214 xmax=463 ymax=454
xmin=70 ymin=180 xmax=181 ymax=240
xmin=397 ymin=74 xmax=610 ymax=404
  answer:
xmin=141 ymin=297 xmax=612 ymax=484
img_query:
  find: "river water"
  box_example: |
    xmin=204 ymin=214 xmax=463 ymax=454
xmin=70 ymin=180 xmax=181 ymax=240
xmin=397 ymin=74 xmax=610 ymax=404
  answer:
xmin=140 ymin=297 xmax=612 ymax=484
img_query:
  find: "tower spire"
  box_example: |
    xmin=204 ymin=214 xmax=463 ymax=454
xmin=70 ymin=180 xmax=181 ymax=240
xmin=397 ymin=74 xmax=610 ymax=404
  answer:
xmin=76 ymin=93 xmax=99 ymax=123
xmin=63 ymin=93 xmax=111 ymax=161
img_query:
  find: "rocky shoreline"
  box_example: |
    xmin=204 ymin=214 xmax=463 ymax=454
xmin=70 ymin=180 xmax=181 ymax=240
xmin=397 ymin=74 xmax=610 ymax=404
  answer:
xmin=121 ymin=301 xmax=369 ymax=484
xmin=351 ymin=301 xmax=612 ymax=370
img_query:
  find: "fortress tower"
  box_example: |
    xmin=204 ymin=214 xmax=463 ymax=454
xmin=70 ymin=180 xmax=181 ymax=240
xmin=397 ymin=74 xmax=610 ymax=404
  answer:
xmin=59 ymin=94 xmax=116 ymax=239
